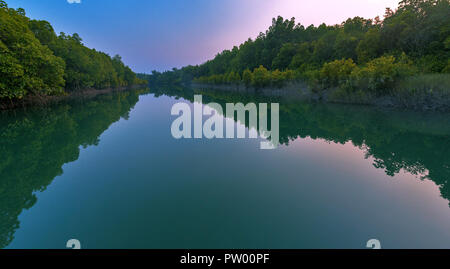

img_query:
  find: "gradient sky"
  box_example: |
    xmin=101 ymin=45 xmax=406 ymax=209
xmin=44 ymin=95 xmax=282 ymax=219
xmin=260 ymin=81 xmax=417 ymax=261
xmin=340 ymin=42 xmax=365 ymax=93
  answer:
xmin=7 ymin=0 xmax=400 ymax=72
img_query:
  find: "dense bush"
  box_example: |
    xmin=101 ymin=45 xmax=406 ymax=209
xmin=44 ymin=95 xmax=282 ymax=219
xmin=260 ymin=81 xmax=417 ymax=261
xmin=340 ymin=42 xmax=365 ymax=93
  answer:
xmin=349 ymin=55 xmax=417 ymax=95
xmin=251 ymin=65 xmax=271 ymax=88
xmin=320 ymin=59 xmax=357 ymax=87
xmin=242 ymin=69 xmax=253 ymax=87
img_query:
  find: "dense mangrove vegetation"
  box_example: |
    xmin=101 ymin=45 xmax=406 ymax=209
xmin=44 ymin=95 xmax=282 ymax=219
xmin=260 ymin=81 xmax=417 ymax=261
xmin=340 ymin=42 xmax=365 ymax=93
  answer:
xmin=0 ymin=0 xmax=146 ymax=103
xmin=142 ymin=0 xmax=450 ymax=107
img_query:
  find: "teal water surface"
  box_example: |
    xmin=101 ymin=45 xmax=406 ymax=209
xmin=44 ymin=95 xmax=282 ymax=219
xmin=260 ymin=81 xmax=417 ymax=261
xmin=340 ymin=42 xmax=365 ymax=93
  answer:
xmin=1 ymin=87 xmax=449 ymax=249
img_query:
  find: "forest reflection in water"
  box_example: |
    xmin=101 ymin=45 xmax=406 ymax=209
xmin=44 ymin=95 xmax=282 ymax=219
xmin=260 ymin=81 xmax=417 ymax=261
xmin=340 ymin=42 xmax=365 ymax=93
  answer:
xmin=0 ymin=86 xmax=449 ymax=249
xmin=154 ymin=86 xmax=450 ymax=207
xmin=0 ymin=89 xmax=147 ymax=248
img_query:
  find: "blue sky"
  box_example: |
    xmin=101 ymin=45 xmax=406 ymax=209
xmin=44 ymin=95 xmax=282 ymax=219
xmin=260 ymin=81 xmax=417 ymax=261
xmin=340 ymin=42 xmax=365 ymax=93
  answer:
xmin=6 ymin=0 xmax=400 ymax=73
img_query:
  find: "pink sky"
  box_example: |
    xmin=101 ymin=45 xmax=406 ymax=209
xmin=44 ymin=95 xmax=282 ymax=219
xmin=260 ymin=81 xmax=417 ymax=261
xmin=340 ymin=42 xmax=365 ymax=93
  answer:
xmin=219 ymin=0 xmax=401 ymax=47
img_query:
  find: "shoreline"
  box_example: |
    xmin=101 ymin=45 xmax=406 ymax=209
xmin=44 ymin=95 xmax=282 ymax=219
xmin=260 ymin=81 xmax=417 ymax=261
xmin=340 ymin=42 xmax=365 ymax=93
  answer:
xmin=191 ymin=82 xmax=450 ymax=112
xmin=0 ymin=85 xmax=147 ymax=111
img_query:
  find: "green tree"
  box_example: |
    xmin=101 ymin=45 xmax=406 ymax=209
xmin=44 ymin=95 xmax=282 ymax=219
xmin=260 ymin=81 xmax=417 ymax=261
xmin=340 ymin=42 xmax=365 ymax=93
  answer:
xmin=1 ymin=1 xmax=143 ymax=101
xmin=271 ymin=69 xmax=285 ymax=88
xmin=320 ymin=59 xmax=357 ymax=87
xmin=242 ymin=69 xmax=253 ymax=88
xmin=356 ymin=28 xmax=382 ymax=63
xmin=272 ymin=43 xmax=298 ymax=70
xmin=252 ymin=65 xmax=271 ymax=88
xmin=350 ymin=55 xmax=417 ymax=95
xmin=0 ymin=3 xmax=65 ymax=98
xmin=150 ymin=0 xmax=449 ymax=96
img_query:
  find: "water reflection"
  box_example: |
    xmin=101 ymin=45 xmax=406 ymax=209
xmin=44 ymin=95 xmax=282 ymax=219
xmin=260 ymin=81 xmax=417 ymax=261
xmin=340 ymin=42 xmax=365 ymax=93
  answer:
xmin=0 ymin=86 xmax=449 ymax=249
xmin=0 ymin=89 xmax=148 ymax=249
xmin=152 ymin=86 xmax=450 ymax=207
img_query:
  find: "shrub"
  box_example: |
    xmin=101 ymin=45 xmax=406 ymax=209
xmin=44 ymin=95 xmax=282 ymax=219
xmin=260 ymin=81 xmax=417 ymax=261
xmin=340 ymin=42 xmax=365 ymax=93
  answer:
xmin=251 ymin=65 xmax=271 ymax=88
xmin=233 ymin=72 xmax=241 ymax=84
xmin=242 ymin=69 xmax=252 ymax=87
xmin=320 ymin=58 xmax=357 ymax=87
xmin=416 ymin=55 xmax=448 ymax=73
xmin=271 ymin=69 xmax=284 ymax=88
xmin=303 ymin=69 xmax=322 ymax=93
xmin=349 ymin=55 xmax=417 ymax=96
xmin=282 ymin=69 xmax=295 ymax=81
xmin=444 ymin=60 xmax=450 ymax=73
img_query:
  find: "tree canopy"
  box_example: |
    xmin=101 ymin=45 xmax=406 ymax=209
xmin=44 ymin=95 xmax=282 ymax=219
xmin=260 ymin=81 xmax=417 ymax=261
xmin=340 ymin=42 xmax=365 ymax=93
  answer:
xmin=145 ymin=0 xmax=450 ymax=97
xmin=0 ymin=0 xmax=145 ymax=100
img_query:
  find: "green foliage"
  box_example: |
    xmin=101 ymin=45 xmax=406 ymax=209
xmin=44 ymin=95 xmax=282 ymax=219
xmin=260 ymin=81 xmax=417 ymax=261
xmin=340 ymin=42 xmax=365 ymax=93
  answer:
xmin=225 ymin=71 xmax=241 ymax=84
xmin=349 ymin=55 xmax=417 ymax=95
xmin=148 ymin=0 xmax=449 ymax=99
xmin=444 ymin=60 xmax=450 ymax=73
xmin=194 ymin=66 xmax=296 ymax=89
xmin=270 ymin=69 xmax=285 ymax=88
xmin=242 ymin=69 xmax=252 ymax=87
xmin=320 ymin=59 xmax=357 ymax=87
xmin=0 ymin=4 xmax=65 ymax=98
xmin=272 ymin=43 xmax=298 ymax=70
xmin=45 ymin=32 xmax=142 ymax=90
xmin=416 ymin=54 xmax=448 ymax=73
xmin=356 ymin=28 xmax=382 ymax=63
xmin=289 ymin=43 xmax=314 ymax=70
xmin=0 ymin=1 xmax=143 ymax=101
xmin=251 ymin=65 xmax=271 ymax=88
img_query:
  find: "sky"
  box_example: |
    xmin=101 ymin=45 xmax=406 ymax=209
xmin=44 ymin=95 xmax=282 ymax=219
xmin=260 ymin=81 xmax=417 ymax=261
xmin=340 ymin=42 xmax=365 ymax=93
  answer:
xmin=6 ymin=0 xmax=401 ymax=73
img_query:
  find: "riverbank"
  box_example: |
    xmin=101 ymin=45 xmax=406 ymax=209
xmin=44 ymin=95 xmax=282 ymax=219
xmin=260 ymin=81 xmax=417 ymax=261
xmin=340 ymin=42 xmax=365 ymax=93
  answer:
xmin=0 ymin=85 xmax=146 ymax=111
xmin=192 ymin=78 xmax=450 ymax=112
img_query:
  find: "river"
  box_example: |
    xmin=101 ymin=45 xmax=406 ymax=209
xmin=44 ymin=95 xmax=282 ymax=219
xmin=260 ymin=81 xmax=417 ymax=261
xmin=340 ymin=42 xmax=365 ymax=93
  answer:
xmin=1 ymin=87 xmax=449 ymax=249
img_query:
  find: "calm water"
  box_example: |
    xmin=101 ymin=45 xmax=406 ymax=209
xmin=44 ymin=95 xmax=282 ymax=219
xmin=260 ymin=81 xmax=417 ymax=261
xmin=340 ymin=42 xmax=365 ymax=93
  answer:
xmin=1 ymin=87 xmax=449 ymax=249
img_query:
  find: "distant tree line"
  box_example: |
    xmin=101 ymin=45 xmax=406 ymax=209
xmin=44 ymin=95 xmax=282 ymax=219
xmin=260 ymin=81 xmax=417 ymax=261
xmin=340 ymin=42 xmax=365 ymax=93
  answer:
xmin=145 ymin=0 xmax=449 ymax=98
xmin=0 ymin=1 xmax=146 ymax=100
